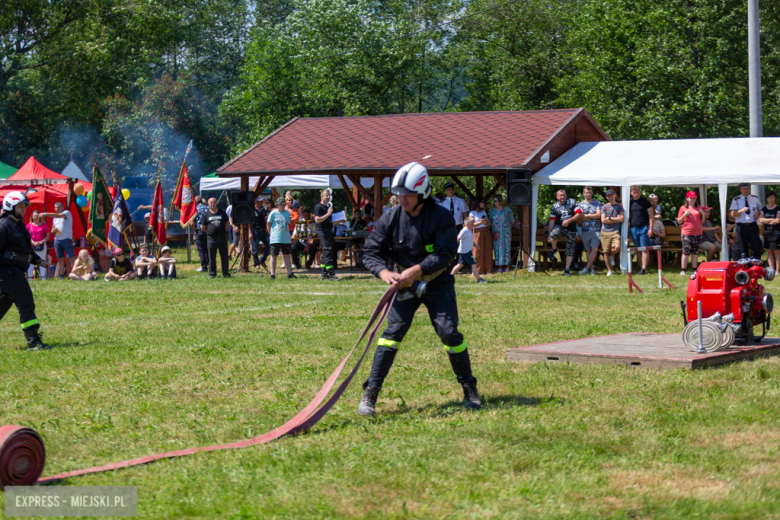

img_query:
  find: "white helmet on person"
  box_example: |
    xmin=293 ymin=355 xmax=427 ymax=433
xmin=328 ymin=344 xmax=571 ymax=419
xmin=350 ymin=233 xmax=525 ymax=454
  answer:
xmin=391 ymin=162 xmax=431 ymax=200
xmin=3 ymin=191 xmax=30 ymax=212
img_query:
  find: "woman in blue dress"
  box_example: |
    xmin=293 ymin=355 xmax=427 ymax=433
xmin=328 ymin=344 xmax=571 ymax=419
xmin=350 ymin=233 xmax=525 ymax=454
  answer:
xmin=490 ymin=195 xmax=516 ymax=273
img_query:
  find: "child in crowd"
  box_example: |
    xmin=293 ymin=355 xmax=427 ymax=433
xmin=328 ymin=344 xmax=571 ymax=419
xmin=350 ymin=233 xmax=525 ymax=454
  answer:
xmin=69 ymin=249 xmax=97 ymax=281
xmin=104 ymin=248 xmax=135 ymax=281
xmin=157 ymin=246 xmax=177 ymax=279
xmin=134 ymin=244 xmax=157 ymax=280
xmin=451 ymin=216 xmax=487 ymax=284
xmin=267 ymin=196 xmax=296 ymax=280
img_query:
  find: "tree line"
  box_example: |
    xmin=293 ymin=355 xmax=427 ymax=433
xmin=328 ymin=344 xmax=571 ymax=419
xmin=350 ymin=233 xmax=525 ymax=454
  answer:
xmin=1 ymin=0 xmax=779 ymax=186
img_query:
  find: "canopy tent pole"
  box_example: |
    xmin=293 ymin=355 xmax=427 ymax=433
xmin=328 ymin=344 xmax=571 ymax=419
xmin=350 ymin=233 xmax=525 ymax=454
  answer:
xmin=620 ymin=186 xmax=630 ymax=273
xmin=700 ymin=185 xmax=708 ymax=208
xmin=719 ymin=183 xmax=729 ymax=260
xmin=529 ymin=184 xmax=539 ymax=272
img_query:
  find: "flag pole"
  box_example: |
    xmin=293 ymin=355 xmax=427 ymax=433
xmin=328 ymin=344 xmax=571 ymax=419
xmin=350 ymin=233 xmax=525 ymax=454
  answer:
xmin=167 ymin=141 xmax=192 ymax=233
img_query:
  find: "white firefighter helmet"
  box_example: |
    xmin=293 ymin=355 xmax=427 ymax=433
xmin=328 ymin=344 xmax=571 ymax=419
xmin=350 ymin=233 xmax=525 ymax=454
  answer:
xmin=2 ymin=191 xmax=30 ymax=212
xmin=391 ymin=162 xmax=431 ymax=199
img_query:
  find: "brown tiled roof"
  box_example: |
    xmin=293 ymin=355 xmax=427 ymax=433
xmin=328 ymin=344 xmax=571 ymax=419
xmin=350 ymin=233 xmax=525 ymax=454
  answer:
xmin=218 ymin=109 xmax=608 ymax=176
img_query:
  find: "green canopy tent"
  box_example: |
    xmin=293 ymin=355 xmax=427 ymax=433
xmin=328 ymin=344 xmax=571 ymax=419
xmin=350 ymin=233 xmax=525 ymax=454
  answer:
xmin=0 ymin=160 xmax=17 ymax=180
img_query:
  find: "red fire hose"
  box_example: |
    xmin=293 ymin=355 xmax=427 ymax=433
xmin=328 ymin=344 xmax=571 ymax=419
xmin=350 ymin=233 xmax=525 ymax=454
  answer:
xmin=0 ymin=285 xmax=398 ymax=488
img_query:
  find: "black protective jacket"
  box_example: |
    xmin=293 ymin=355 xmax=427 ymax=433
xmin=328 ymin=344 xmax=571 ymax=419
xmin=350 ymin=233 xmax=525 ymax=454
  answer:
xmin=0 ymin=212 xmax=38 ymax=269
xmin=363 ymin=199 xmax=457 ymax=285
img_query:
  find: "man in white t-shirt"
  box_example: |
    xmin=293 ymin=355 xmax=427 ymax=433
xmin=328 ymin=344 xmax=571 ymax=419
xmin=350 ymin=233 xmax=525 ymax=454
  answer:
xmin=41 ymin=201 xmax=74 ymax=278
xmin=438 ymin=182 xmax=469 ymax=230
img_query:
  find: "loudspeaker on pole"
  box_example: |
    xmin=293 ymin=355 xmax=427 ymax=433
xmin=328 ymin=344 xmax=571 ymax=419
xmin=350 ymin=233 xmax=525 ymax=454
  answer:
xmin=230 ymin=191 xmax=254 ymax=225
xmin=506 ymin=169 xmax=532 ymax=205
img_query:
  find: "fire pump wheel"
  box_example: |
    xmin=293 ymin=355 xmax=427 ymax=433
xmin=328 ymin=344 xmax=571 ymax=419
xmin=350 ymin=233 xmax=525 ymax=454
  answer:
xmin=682 ymin=321 xmax=723 ymax=353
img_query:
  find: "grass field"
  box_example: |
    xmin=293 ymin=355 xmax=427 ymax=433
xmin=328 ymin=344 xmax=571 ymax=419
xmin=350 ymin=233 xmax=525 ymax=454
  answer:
xmin=2 ymin=259 xmax=780 ymax=519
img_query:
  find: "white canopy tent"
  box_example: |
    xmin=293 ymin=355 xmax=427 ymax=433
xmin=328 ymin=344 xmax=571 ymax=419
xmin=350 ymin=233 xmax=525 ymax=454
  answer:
xmin=61 ymin=160 xmax=91 ymax=183
xmin=530 ymin=137 xmax=780 ymax=272
xmin=200 ymin=174 xmax=390 ymax=194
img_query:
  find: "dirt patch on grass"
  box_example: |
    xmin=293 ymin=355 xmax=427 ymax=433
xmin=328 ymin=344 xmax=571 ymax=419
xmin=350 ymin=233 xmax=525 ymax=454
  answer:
xmin=612 ymin=470 xmax=730 ymax=499
xmin=712 ymin=429 xmax=780 ymax=449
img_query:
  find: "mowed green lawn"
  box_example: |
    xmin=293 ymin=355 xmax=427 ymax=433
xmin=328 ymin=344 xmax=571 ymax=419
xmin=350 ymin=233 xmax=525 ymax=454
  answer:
xmin=2 ymin=260 xmax=780 ymax=519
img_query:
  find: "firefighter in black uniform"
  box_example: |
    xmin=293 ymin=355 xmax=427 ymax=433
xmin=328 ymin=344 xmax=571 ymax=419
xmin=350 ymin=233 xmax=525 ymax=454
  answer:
xmin=0 ymin=191 xmax=51 ymax=350
xmin=358 ymin=162 xmax=481 ymax=415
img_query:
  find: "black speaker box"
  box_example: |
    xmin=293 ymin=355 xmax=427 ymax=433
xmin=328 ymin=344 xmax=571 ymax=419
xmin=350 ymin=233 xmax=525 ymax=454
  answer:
xmin=506 ymin=169 xmax=532 ymax=205
xmin=231 ymin=191 xmax=254 ymax=225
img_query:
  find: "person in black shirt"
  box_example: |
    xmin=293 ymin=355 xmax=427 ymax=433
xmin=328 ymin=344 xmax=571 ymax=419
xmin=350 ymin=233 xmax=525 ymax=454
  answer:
xmin=0 ymin=191 xmax=51 ymax=350
xmin=629 ymin=186 xmax=655 ymax=275
xmin=314 ymin=188 xmax=339 ymax=281
xmin=249 ymin=197 xmax=270 ymax=268
xmin=193 ymin=196 xmax=210 ymax=272
xmin=760 ymin=191 xmax=780 ymax=269
xmin=357 ymin=162 xmax=481 ymax=416
xmin=200 ymin=197 xmax=231 ymax=278
xmin=104 ymin=248 xmax=135 ymax=281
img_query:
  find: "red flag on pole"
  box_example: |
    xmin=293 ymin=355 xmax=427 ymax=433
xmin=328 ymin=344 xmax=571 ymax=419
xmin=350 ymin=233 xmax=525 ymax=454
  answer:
xmin=173 ymin=164 xmax=197 ymax=228
xmin=150 ymin=179 xmax=167 ymax=246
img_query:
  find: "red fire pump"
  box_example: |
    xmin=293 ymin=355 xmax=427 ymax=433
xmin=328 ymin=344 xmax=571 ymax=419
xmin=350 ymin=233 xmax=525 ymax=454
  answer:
xmin=682 ymin=259 xmax=774 ymax=351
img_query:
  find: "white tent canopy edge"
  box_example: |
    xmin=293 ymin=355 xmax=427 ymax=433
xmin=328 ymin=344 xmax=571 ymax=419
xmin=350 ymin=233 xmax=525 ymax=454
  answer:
xmin=529 ymin=137 xmax=780 ymax=273
xmin=200 ymin=174 xmax=390 ymax=194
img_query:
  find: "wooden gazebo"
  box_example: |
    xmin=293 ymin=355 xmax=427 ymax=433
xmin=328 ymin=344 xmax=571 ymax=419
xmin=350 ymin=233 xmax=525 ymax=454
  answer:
xmin=217 ymin=109 xmax=609 ymax=269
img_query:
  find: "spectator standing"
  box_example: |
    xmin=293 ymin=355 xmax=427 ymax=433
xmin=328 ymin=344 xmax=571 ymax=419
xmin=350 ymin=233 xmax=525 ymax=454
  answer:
xmin=451 ymin=217 xmax=486 ymax=283
xmin=629 ymin=186 xmax=654 ymax=275
xmin=285 ymin=191 xmax=301 ymax=210
xmin=468 ymin=198 xmax=493 ymax=275
xmin=267 ymin=196 xmax=296 ymax=280
xmin=490 ymin=195 xmax=515 ymax=273
xmin=700 ymin=207 xmax=722 ymax=262
xmin=249 ymin=196 xmax=270 ymax=269
xmin=677 ymin=191 xmax=705 ymax=275
xmin=760 ymin=191 xmax=780 ymax=269
xmin=439 ymin=182 xmax=469 ymax=232
xmin=286 ymin=194 xmax=301 ymax=267
xmin=142 ymin=213 xmax=153 ymax=246
xmin=26 ymin=210 xmax=50 ymax=280
xmin=547 ymin=189 xmax=581 ymax=275
xmin=104 ymin=249 xmax=135 ymax=281
xmin=600 ymin=189 xmax=624 ymax=277
xmin=69 ymin=249 xmax=97 ymax=281
xmin=729 ymin=183 xmax=763 ymax=259
xmin=313 ymin=189 xmax=338 ymax=280
xmin=200 ymin=197 xmax=231 ymax=279
xmin=193 ymin=196 xmax=210 ymax=272
xmin=157 ymin=245 xmax=177 ymax=279
xmin=226 ymin=204 xmax=238 ymax=258
xmin=41 ymin=201 xmax=74 ymax=278
xmin=578 ymin=186 xmax=602 ymax=275
xmin=648 ymin=194 xmax=662 ymax=219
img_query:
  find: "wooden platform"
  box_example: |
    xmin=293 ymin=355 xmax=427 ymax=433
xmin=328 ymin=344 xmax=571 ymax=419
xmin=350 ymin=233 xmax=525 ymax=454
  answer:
xmin=506 ymin=333 xmax=780 ymax=370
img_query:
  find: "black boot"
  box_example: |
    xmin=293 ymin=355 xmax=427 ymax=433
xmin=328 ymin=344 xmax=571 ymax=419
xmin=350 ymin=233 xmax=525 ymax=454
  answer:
xmin=358 ymin=386 xmax=380 ymax=416
xmin=24 ymin=325 xmax=51 ymax=351
xmin=327 ymin=268 xmax=339 ymax=281
xmin=447 ymin=349 xmax=480 ymax=409
xmin=321 ymin=268 xmax=328 ymax=280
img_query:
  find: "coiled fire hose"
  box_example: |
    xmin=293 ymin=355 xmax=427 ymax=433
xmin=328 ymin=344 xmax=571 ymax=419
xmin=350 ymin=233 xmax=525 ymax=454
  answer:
xmin=0 ymin=285 xmax=398 ymax=488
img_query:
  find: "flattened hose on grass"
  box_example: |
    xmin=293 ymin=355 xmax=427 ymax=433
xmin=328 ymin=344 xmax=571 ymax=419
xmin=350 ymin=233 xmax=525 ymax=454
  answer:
xmin=0 ymin=285 xmax=397 ymax=488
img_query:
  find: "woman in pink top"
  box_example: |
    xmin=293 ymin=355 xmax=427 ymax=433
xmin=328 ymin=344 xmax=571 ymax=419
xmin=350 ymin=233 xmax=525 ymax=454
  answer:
xmin=26 ymin=210 xmax=51 ymax=280
xmin=677 ymin=191 xmax=704 ymax=276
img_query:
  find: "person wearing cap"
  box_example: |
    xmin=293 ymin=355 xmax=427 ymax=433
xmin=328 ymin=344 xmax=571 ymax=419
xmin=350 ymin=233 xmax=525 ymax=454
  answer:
xmin=677 ymin=191 xmax=705 ymax=276
xmin=200 ymin=197 xmax=231 ymax=279
xmin=104 ymin=248 xmax=135 ymax=281
xmin=313 ymin=188 xmax=338 ymax=280
xmin=1 ymin=191 xmax=51 ymax=350
xmin=358 ymin=162 xmax=481 ymax=416
xmin=759 ymin=191 xmax=780 ymax=269
xmin=600 ymin=189 xmax=624 ymax=276
xmin=438 ymin=183 xmax=469 ymax=232
xmin=157 ymin=245 xmax=177 ymax=279
xmin=729 ymin=183 xmax=763 ymax=259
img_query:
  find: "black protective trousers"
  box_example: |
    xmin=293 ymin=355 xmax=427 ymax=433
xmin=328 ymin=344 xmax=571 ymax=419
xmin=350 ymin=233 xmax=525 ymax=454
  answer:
xmin=0 ymin=265 xmax=38 ymax=329
xmin=317 ymin=231 xmax=335 ymax=270
xmin=207 ymin=235 xmax=229 ymax=276
xmin=365 ymin=280 xmax=475 ymax=389
xmin=737 ymin=222 xmax=763 ymax=259
xmin=196 ymin=231 xmax=209 ymax=269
